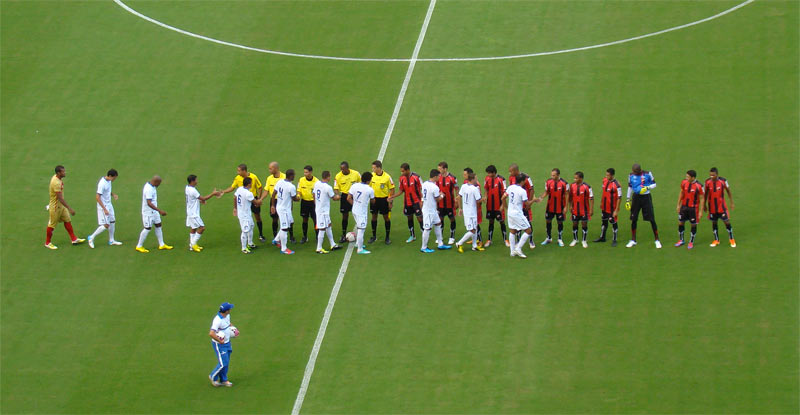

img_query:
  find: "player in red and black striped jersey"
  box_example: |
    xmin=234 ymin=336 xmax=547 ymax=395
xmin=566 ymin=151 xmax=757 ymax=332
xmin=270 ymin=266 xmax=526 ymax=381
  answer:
xmin=461 ymin=167 xmax=483 ymax=244
xmin=674 ymin=169 xmax=704 ymax=249
xmin=389 ymin=163 xmax=423 ymax=243
xmin=483 ymin=165 xmax=507 ymax=247
xmin=567 ymin=171 xmax=593 ymax=248
xmin=436 ymin=161 xmax=459 ymax=244
xmin=535 ymin=168 xmax=568 ymax=246
xmin=703 ymin=167 xmax=735 ymax=247
xmin=594 ymin=168 xmax=622 ymax=246
xmin=508 ymin=163 xmax=535 ymax=249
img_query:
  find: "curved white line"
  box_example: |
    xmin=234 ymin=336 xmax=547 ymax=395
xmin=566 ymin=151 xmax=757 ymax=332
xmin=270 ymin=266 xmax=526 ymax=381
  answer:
xmin=114 ymin=0 xmax=755 ymax=63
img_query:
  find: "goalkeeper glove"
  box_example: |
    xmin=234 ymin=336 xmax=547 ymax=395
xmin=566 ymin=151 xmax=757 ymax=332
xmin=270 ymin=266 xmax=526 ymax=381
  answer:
xmin=639 ymin=186 xmax=649 ymax=195
xmin=625 ymin=199 xmax=631 ymax=210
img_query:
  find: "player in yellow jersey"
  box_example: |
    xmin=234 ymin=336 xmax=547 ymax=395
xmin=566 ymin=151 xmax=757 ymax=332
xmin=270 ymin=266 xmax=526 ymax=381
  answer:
xmin=369 ymin=160 xmax=395 ymax=244
xmin=258 ymin=161 xmax=294 ymax=243
xmin=219 ymin=164 xmax=265 ymax=241
xmin=297 ymin=165 xmax=319 ymax=243
xmin=334 ymin=161 xmax=360 ymax=243
xmin=45 ymin=165 xmax=85 ymax=249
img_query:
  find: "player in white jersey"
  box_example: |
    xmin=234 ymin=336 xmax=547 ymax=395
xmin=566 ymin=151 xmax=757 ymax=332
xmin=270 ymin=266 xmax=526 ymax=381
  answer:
xmin=136 ymin=175 xmax=172 ymax=253
xmin=270 ymin=169 xmax=300 ymax=255
xmin=313 ymin=171 xmax=342 ymax=254
xmin=420 ymin=170 xmax=452 ymax=253
xmin=502 ymin=174 xmax=534 ymax=258
xmin=185 ymin=174 xmax=221 ymax=252
xmin=455 ymin=172 xmax=484 ymax=253
xmin=87 ymin=169 xmax=121 ymax=248
xmin=234 ymin=177 xmax=257 ymax=254
xmin=347 ymin=172 xmax=375 ymax=254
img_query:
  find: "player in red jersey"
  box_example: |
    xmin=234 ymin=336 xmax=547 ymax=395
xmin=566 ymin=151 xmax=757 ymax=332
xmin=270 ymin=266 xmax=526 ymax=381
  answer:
xmin=568 ymin=171 xmax=593 ymax=248
xmin=482 ymin=165 xmax=507 ymax=247
xmin=436 ymin=161 xmax=459 ymax=245
xmin=535 ymin=168 xmax=568 ymax=247
xmin=704 ymin=167 xmax=735 ymax=247
xmin=594 ymin=168 xmax=622 ymax=246
xmin=508 ymin=163 xmax=535 ymax=249
xmin=674 ymin=169 xmax=704 ymax=249
xmin=461 ymin=167 xmax=483 ymax=245
xmin=389 ymin=163 xmax=424 ymax=243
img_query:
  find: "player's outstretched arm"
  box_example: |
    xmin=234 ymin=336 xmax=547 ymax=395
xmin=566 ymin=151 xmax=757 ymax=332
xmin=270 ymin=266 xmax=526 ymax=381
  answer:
xmin=218 ymin=186 xmax=236 ymax=198
xmin=200 ymin=188 xmax=221 ymax=203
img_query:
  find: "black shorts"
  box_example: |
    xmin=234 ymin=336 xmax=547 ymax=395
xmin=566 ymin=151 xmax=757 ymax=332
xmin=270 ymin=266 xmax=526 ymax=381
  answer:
xmin=545 ymin=211 xmax=565 ymax=222
xmin=601 ymin=212 xmax=618 ymax=223
xmin=403 ymin=203 xmax=422 ymax=217
xmin=630 ymin=194 xmax=655 ymax=222
xmin=339 ymin=194 xmax=352 ymax=213
xmin=371 ymin=197 xmax=390 ymax=215
xmin=678 ymin=206 xmax=698 ymax=224
xmin=300 ymin=200 xmax=316 ymax=218
xmin=486 ymin=209 xmax=503 ymax=221
xmin=708 ymin=211 xmax=729 ymax=221
xmin=250 ymin=203 xmax=261 ymax=214
xmin=571 ymin=214 xmax=589 ymax=222
xmin=438 ymin=207 xmax=455 ymax=219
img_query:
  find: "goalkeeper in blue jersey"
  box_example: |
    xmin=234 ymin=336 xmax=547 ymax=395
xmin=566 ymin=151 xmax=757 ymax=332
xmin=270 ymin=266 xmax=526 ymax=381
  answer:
xmin=625 ymin=164 xmax=661 ymax=248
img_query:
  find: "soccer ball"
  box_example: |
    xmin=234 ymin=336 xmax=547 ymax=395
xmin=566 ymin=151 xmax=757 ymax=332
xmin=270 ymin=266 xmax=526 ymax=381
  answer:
xmin=216 ymin=330 xmax=226 ymax=341
xmin=346 ymin=232 xmax=356 ymax=242
xmin=226 ymin=326 xmax=240 ymax=339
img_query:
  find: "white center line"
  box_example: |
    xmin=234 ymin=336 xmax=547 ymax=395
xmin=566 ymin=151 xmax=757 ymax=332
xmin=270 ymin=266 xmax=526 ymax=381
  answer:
xmin=290 ymin=1 xmax=437 ymax=413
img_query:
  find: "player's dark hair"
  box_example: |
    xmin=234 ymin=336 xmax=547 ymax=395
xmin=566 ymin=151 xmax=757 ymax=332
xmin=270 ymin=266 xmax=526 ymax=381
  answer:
xmin=464 ymin=167 xmax=473 ymax=174
xmin=304 ymin=165 xmax=313 ymax=172
xmin=286 ymin=169 xmax=295 ymax=180
xmin=709 ymin=167 xmax=719 ymax=173
xmin=107 ymin=169 xmax=118 ymax=177
xmin=606 ymin=168 xmax=615 ymax=176
xmin=575 ymin=171 xmax=584 ymax=179
xmin=632 ymin=163 xmax=642 ymax=173
xmin=361 ymin=171 xmax=372 ymax=183
xmin=438 ymin=161 xmax=448 ymax=169
xmin=552 ymin=168 xmax=560 ymax=175
xmin=243 ymin=177 xmax=252 ymax=187
xmin=400 ymin=163 xmax=410 ymax=170
xmin=238 ymin=164 xmax=248 ymax=172
xmin=341 ymin=161 xmax=349 ymax=168
xmin=485 ymin=165 xmax=497 ymax=174
xmin=515 ymin=174 xmax=525 ymax=183
xmin=467 ymin=172 xmax=476 ymax=181
xmin=687 ymin=169 xmax=697 ymax=178
xmin=322 ymin=170 xmax=331 ymax=179
xmin=372 ymin=160 xmax=382 ymax=169
xmin=55 ymin=165 xmax=65 ymax=174
xmin=430 ymin=169 xmax=440 ymax=178
xmin=187 ymin=174 xmax=197 ymax=184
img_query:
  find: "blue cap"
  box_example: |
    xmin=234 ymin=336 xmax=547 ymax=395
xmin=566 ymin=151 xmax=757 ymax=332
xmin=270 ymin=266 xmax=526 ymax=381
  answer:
xmin=219 ymin=302 xmax=234 ymax=312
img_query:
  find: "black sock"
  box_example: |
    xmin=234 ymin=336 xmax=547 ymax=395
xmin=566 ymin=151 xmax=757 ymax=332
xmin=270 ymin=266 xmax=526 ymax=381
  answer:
xmin=476 ymin=226 xmax=483 ymax=242
xmin=558 ymin=222 xmax=564 ymax=240
xmin=488 ymin=221 xmax=495 ymax=240
xmin=371 ymin=220 xmax=378 ymax=237
xmin=572 ymin=225 xmax=578 ymax=240
xmin=342 ymin=217 xmax=349 ymax=235
xmin=678 ymin=224 xmax=685 ymax=241
xmin=690 ymin=225 xmax=697 ymax=243
xmin=272 ymin=219 xmax=279 ymax=237
xmin=500 ymin=221 xmax=507 ymax=240
xmin=546 ymin=221 xmax=552 ymax=239
xmin=726 ymin=223 xmax=734 ymax=239
xmin=288 ymin=224 xmax=294 ymax=240
xmin=257 ymin=221 xmax=264 ymax=237
xmin=651 ymin=221 xmax=659 ymax=240
xmin=302 ymin=221 xmax=308 ymax=238
xmin=450 ymin=220 xmax=456 ymax=239
xmin=712 ymin=221 xmax=719 ymax=240
xmin=612 ymin=221 xmax=618 ymax=241
xmin=631 ymin=220 xmax=638 ymax=241
xmin=600 ymin=219 xmax=608 ymax=239
xmin=582 ymin=226 xmax=588 ymax=242
xmin=384 ymin=220 xmax=391 ymax=238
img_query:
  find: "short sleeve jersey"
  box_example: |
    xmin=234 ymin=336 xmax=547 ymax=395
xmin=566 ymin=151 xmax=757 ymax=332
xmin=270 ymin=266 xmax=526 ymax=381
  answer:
xmin=297 ymin=176 xmax=319 ymax=201
xmin=704 ymin=177 xmax=729 ymax=214
xmin=569 ymin=182 xmax=593 ymax=217
xmin=680 ymin=179 xmax=704 ymax=208
xmin=273 ymin=180 xmax=296 ymax=212
xmin=436 ymin=173 xmax=459 ymax=209
xmin=185 ymin=185 xmax=201 ymax=218
xmin=458 ymin=184 xmax=482 ymax=218
xmin=505 ymin=184 xmax=528 ymax=216
xmin=265 ymin=172 xmax=287 ymax=199
xmin=483 ymin=175 xmax=506 ymax=211
xmin=49 ymin=175 xmax=63 ymax=208
xmin=370 ymin=171 xmax=395 ymax=198
xmin=97 ymin=177 xmax=113 ymax=207
xmin=544 ymin=178 xmax=569 ymax=213
xmin=349 ymin=182 xmax=375 ymax=216
xmin=421 ymin=181 xmax=441 ymax=214
xmin=235 ymin=187 xmax=255 ymax=220
xmin=231 ymin=173 xmax=262 ymax=197
xmin=142 ymin=182 xmax=158 ymax=214
xmin=600 ymin=178 xmax=622 ymax=214
xmin=333 ymin=170 xmax=360 ymax=194
xmin=210 ymin=313 xmax=231 ymax=344
xmin=313 ymin=181 xmax=335 ymax=214
xmin=398 ymin=173 xmax=423 ymax=206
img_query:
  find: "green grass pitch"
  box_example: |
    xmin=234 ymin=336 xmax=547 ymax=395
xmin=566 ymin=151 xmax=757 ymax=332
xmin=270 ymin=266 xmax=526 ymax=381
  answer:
xmin=1 ymin=0 xmax=797 ymax=413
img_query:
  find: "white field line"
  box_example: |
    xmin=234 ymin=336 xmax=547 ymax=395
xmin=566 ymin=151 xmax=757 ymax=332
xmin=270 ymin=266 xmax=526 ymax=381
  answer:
xmin=290 ymin=1 xmax=437 ymax=414
xmin=113 ymin=0 xmax=755 ymax=63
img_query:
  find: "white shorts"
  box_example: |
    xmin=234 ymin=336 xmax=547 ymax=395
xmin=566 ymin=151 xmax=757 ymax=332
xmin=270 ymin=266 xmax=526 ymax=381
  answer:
xmin=463 ymin=216 xmax=478 ymax=231
xmin=508 ymin=212 xmax=531 ymax=231
xmin=238 ymin=216 xmax=254 ymax=232
xmin=422 ymin=212 xmax=441 ymax=230
xmin=142 ymin=212 xmax=162 ymax=228
xmin=277 ymin=210 xmax=292 ymax=229
xmin=353 ymin=213 xmax=368 ymax=229
xmin=97 ymin=205 xmax=115 ymax=225
xmin=316 ymin=212 xmax=331 ymax=229
xmin=186 ymin=216 xmax=204 ymax=229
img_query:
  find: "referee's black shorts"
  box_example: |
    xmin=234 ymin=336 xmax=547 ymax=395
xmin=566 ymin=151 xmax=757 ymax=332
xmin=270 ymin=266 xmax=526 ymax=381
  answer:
xmin=300 ymin=200 xmax=316 ymax=218
xmin=630 ymin=193 xmax=655 ymax=221
xmin=339 ymin=194 xmax=352 ymax=213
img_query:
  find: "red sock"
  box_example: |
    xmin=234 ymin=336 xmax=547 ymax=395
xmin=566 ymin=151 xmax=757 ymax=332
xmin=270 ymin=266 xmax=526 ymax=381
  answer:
xmin=64 ymin=222 xmax=77 ymax=241
xmin=46 ymin=227 xmax=54 ymax=244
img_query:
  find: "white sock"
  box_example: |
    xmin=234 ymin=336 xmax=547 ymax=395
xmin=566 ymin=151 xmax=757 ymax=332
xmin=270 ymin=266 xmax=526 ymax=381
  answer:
xmin=195 ymin=232 xmax=202 ymax=245
xmin=472 ymin=232 xmax=478 ymax=248
xmin=326 ymin=227 xmax=336 ymax=247
xmin=517 ymin=232 xmax=530 ymax=251
xmin=241 ymin=232 xmax=248 ymax=250
xmin=279 ymin=230 xmax=288 ymax=251
xmin=154 ymin=227 xmax=165 ymax=246
xmin=90 ymin=225 xmax=106 ymax=240
xmin=457 ymin=231 xmax=473 ymax=247
xmin=247 ymin=230 xmax=254 ymax=246
xmin=421 ymin=229 xmax=431 ymax=249
xmin=108 ymin=223 xmax=115 ymax=242
xmin=434 ymin=224 xmax=443 ymax=245
xmin=317 ymin=230 xmax=325 ymax=250
xmin=137 ymin=229 xmax=150 ymax=248
xmin=509 ymin=233 xmax=517 ymax=254
xmin=189 ymin=233 xmax=194 ymax=248
xmin=356 ymin=228 xmax=365 ymax=250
